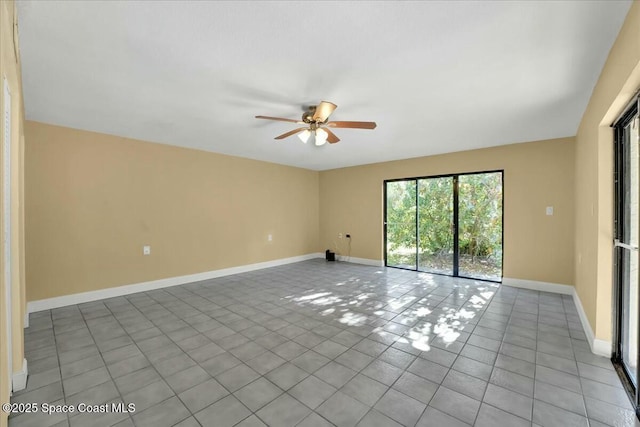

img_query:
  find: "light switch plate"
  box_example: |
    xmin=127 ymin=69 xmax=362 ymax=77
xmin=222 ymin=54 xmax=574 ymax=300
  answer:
xmin=143 ymin=245 xmax=151 ymax=255
xmin=546 ymin=206 xmax=554 ymax=216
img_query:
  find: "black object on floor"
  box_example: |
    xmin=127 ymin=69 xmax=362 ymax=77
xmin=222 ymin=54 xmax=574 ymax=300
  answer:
xmin=325 ymin=249 xmax=336 ymax=261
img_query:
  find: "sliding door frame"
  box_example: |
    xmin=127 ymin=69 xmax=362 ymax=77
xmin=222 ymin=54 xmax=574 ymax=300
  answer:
xmin=453 ymin=175 xmax=460 ymax=277
xmin=383 ymin=169 xmax=504 ymax=283
xmin=612 ymin=94 xmax=640 ymax=417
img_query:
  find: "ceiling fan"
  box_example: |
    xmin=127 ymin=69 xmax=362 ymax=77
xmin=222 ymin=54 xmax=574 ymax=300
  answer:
xmin=255 ymin=101 xmax=376 ymax=146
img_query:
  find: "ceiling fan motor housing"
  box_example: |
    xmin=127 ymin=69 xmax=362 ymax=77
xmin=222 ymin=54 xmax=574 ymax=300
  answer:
xmin=302 ymin=106 xmax=317 ymax=124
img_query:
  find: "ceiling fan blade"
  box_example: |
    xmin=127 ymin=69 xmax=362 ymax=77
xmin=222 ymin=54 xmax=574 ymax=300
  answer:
xmin=274 ymin=127 xmax=308 ymax=140
xmin=255 ymin=115 xmax=303 ymax=124
xmin=327 ymin=121 xmax=377 ymax=129
xmin=323 ymin=128 xmax=340 ymax=144
xmin=312 ymin=101 xmax=337 ymax=122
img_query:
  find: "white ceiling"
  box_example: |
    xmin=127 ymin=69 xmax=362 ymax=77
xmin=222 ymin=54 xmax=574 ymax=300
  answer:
xmin=17 ymin=1 xmax=632 ymax=171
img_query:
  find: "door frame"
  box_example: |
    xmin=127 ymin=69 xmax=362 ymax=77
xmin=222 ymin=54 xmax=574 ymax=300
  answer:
xmin=383 ymin=169 xmax=504 ymax=282
xmin=612 ymin=94 xmax=640 ymax=416
xmin=3 ymin=76 xmax=13 ymax=397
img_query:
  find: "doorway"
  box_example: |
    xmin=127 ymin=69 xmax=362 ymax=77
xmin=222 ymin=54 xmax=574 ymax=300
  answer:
xmin=384 ymin=170 xmax=503 ymax=282
xmin=613 ymin=95 xmax=639 ymax=413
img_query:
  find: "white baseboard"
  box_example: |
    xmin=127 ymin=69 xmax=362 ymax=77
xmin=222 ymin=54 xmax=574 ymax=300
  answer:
xmin=572 ymin=286 xmax=597 ymax=351
xmin=592 ymin=339 xmax=612 ymax=357
xmin=336 ymin=255 xmax=384 ymax=267
xmin=27 ymin=256 xmax=613 ymax=358
xmin=12 ymin=358 xmax=27 ymax=392
xmin=27 ymin=253 xmax=323 ymax=314
xmin=571 ymin=288 xmax=612 ymax=357
xmin=502 ymin=277 xmax=612 ymax=357
xmin=502 ymin=277 xmax=574 ymax=295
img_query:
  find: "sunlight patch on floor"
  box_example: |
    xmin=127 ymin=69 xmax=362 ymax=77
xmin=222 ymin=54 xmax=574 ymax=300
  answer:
xmin=387 ymin=295 xmax=417 ymax=310
xmin=295 ymin=292 xmax=332 ymax=301
xmin=337 ymin=311 xmax=369 ymax=326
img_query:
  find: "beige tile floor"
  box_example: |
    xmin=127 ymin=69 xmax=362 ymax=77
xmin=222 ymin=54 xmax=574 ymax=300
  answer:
xmin=9 ymin=259 xmax=639 ymax=427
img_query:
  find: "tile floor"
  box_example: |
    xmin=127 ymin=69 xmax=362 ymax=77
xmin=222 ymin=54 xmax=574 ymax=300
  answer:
xmin=10 ymin=259 xmax=639 ymax=427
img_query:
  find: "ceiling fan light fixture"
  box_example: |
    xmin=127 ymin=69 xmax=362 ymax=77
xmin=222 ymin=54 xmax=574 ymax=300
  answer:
xmin=298 ymin=129 xmax=311 ymax=143
xmin=256 ymin=101 xmax=376 ymax=145
xmin=315 ymin=128 xmax=328 ymax=146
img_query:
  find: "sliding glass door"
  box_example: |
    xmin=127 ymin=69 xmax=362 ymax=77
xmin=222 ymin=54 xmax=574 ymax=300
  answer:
xmin=613 ymin=97 xmax=639 ymax=412
xmin=384 ymin=171 xmax=503 ymax=282
xmin=386 ymin=180 xmax=417 ymax=269
xmin=418 ymin=177 xmax=454 ymax=275
xmin=458 ymin=173 xmax=503 ymax=280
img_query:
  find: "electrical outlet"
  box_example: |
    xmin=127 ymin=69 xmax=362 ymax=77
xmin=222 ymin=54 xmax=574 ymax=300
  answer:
xmin=268 ymin=234 xmax=272 ymax=242
xmin=338 ymin=233 xmax=342 ymax=239
xmin=143 ymin=245 xmax=151 ymax=255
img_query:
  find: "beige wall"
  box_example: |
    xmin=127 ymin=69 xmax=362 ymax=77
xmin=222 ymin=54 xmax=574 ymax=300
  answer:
xmin=574 ymin=1 xmax=640 ymax=342
xmin=319 ymin=137 xmax=575 ymax=286
xmin=25 ymin=122 xmax=320 ymax=301
xmin=1 ymin=0 xmax=27 ymax=425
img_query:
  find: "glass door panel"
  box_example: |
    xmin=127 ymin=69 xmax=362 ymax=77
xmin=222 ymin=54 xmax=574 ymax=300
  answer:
xmin=623 ymin=114 xmax=638 ymax=383
xmin=385 ymin=180 xmax=417 ymax=269
xmin=458 ymin=172 xmax=503 ymax=281
xmin=417 ymin=177 xmax=454 ymax=275
xmin=621 ymin=248 xmax=638 ymax=384
xmin=614 ymin=98 xmax=640 ymax=418
xmin=616 ymin=108 xmax=639 ymax=390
